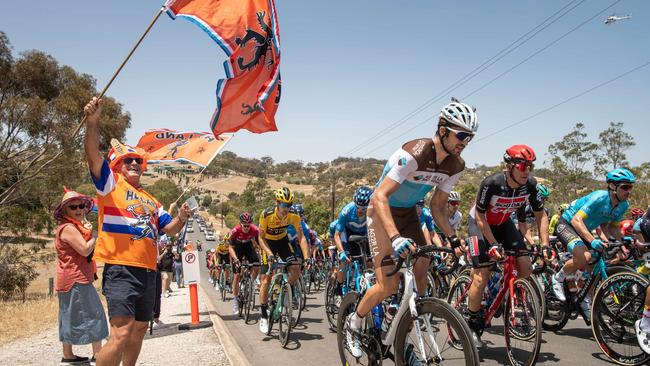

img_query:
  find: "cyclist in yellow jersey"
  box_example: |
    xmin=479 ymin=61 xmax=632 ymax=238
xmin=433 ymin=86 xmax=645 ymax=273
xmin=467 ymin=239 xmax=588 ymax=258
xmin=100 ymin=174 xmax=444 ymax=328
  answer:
xmin=214 ymin=233 xmax=232 ymax=290
xmin=256 ymin=187 xmax=309 ymax=334
xmin=549 ymin=203 xmax=569 ymax=236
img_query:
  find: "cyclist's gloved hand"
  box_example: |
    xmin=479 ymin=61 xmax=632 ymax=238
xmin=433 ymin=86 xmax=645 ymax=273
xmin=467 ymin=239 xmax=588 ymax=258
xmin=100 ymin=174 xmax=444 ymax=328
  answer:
xmin=266 ymin=254 xmax=276 ymax=264
xmin=339 ymin=251 xmax=349 ymax=262
xmin=448 ymin=234 xmax=462 ymax=249
xmin=591 ymin=238 xmax=605 ymax=251
xmin=391 ymin=236 xmax=415 ymax=258
xmin=488 ymin=243 xmax=504 ymax=260
xmin=622 ymin=236 xmax=634 ymax=244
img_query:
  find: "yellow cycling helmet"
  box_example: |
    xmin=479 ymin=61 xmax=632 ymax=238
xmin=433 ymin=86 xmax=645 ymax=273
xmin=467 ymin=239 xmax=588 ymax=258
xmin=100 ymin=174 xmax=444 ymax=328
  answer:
xmin=275 ymin=187 xmax=294 ymax=204
xmin=223 ymin=232 xmax=231 ymax=241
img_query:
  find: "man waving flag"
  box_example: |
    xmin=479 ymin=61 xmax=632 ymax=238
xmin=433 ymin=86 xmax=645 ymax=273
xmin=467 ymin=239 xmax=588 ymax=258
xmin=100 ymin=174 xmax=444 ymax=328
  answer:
xmin=165 ymin=0 xmax=281 ymax=136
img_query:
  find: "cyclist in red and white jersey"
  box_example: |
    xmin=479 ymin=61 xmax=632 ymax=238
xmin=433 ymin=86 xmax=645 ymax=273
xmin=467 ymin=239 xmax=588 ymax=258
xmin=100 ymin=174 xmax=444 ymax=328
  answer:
xmin=228 ymin=212 xmax=261 ymax=314
xmin=465 ymin=145 xmax=550 ymax=348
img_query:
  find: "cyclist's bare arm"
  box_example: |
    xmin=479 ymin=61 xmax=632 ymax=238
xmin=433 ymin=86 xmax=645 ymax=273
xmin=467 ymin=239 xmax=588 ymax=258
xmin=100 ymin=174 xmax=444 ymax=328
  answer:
xmin=570 ymin=214 xmax=596 ymax=244
xmin=533 ymin=209 xmax=550 ymax=246
xmin=371 ymin=177 xmax=403 ymax=241
xmin=429 ymin=189 xmax=455 ymax=238
xmin=475 ymin=211 xmax=499 ymax=245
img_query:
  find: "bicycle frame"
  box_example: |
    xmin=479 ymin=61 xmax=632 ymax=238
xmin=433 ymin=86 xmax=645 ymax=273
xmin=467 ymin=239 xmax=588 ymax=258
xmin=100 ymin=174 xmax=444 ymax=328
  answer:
xmin=453 ymin=254 xmax=522 ymax=328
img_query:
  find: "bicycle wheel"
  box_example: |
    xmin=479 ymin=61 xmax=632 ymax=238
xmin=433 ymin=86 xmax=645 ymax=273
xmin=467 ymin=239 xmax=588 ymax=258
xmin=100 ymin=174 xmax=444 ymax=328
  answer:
xmin=238 ymin=277 xmax=248 ymax=318
xmin=302 ymin=269 xmax=312 ymax=294
xmin=300 ymin=277 xmax=308 ymax=310
xmin=503 ymin=278 xmax=542 ymax=366
xmin=446 ymin=275 xmax=472 ymax=350
xmin=537 ymin=267 xmax=570 ymax=331
xmin=220 ymin=271 xmax=227 ymax=302
xmin=592 ymin=271 xmax=650 ymax=366
xmin=244 ymin=277 xmax=254 ymax=323
xmin=526 ymin=276 xmax=546 ymax=328
xmin=278 ymin=280 xmax=293 ymax=347
xmin=336 ymin=291 xmax=383 ymax=366
xmin=291 ymin=280 xmax=304 ymax=327
xmin=325 ymin=277 xmax=339 ymax=331
xmin=394 ymin=297 xmax=480 ymax=366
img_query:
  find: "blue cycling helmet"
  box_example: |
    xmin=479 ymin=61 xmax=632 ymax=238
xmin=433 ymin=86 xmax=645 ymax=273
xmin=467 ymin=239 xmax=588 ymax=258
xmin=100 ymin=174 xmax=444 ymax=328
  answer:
xmin=606 ymin=168 xmax=635 ymax=184
xmin=416 ymin=199 xmax=426 ymax=207
xmin=353 ymin=186 xmax=373 ymax=207
xmin=293 ymin=203 xmax=305 ymax=217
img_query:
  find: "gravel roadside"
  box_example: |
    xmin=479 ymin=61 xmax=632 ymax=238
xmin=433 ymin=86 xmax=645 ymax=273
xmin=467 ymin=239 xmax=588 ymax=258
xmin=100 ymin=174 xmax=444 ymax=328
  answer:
xmin=0 ymin=282 xmax=230 ymax=366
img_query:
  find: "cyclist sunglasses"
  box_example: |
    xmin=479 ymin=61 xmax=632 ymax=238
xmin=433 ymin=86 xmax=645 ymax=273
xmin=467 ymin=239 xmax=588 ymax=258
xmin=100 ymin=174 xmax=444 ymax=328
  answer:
xmin=512 ymin=160 xmax=534 ymax=172
xmin=618 ymin=184 xmax=634 ymax=191
xmin=446 ymin=127 xmax=474 ymax=142
xmin=278 ymin=202 xmax=292 ymax=208
xmin=68 ymin=203 xmax=87 ymax=210
xmin=448 ymin=201 xmax=460 ymax=206
xmin=123 ymin=157 xmax=143 ymax=165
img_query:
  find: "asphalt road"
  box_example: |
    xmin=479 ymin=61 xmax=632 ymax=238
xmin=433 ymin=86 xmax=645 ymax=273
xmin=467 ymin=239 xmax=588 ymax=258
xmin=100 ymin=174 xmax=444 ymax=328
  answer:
xmin=187 ymin=227 xmax=625 ymax=366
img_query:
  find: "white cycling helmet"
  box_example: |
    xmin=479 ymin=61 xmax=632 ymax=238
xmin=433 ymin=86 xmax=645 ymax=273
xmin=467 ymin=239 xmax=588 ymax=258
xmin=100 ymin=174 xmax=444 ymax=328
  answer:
xmin=439 ymin=97 xmax=478 ymax=133
xmin=448 ymin=191 xmax=461 ymax=202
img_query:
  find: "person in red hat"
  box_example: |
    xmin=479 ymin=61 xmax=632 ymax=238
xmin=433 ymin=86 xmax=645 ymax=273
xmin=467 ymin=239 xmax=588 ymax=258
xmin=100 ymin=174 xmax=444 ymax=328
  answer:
xmin=83 ymin=97 xmax=192 ymax=366
xmin=53 ymin=190 xmax=108 ymax=366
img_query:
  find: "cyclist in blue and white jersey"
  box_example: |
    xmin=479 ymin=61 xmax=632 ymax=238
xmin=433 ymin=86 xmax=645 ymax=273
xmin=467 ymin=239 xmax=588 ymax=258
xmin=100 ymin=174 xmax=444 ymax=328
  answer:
xmin=416 ymin=199 xmax=444 ymax=246
xmin=345 ymin=98 xmax=477 ymax=357
xmin=551 ymin=169 xmax=635 ymax=311
xmin=333 ymin=187 xmax=373 ymax=295
xmin=288 ymin=203 xmax=312 ymax=262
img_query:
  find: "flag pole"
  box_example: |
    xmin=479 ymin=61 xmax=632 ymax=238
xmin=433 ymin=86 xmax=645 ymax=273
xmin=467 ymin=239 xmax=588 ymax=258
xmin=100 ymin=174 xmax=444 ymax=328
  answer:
xmin=171 ymin=134 xmax=234 ymax=208
xmin=0 ymin=5 xmax=169 ymax=205
xmin=72 ymin=5 xmax=167 ymax=138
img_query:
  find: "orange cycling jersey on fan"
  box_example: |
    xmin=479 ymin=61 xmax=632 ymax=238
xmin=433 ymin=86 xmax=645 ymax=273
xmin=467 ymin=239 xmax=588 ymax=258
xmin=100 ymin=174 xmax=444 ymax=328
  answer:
xmin=92 ymin=160 xmax=172 ymax=270
xmin=258 ymin=206 xmax=301 ymax=240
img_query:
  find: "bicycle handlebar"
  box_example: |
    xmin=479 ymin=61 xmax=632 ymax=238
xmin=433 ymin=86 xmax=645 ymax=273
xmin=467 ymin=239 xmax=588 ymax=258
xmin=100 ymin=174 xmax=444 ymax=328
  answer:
xmin=387 ymin=245 xmax=457 ymax=277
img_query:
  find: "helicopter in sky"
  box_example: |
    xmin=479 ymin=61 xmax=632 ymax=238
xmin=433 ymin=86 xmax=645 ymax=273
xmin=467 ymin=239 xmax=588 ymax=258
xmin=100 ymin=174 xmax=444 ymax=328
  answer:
xmin=604 ymin=14 xmax=632 ymax=25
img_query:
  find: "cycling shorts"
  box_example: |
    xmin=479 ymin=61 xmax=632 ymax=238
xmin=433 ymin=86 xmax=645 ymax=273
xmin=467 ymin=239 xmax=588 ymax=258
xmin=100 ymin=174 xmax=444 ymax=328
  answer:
xmin=467 ymin=216 xmax=527 ymax=268
xmin=555 ymin=217 xmax=589 ymax=253
xmin=233 ymin=242 xmax=260 ymax=264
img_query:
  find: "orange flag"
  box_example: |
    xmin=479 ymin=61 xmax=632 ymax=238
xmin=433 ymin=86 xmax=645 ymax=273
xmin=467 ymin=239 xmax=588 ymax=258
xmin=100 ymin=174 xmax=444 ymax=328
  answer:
xmin=165 ymin=0 xmax=281 ymax=136
xmin=136 ymin=129 xmax=232 ymax=167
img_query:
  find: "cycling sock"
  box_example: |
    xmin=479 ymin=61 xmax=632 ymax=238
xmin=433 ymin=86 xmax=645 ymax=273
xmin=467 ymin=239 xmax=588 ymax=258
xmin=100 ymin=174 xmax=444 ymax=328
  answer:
xmin=641 ymin=309 xmax=650 ymax=332
xmin=350 ymin=311 xmax=362 ymax=330
xmin=261 ymin=303 xmax=268 ymax=318
xmin=554 ymin=268 xmax=566 ymax=282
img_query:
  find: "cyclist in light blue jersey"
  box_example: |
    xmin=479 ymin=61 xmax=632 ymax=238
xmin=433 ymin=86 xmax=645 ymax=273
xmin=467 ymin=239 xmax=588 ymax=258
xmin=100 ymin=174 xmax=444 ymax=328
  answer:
xmin=551 ymin=168 xmax=635 ymax=305
xmin=333 ymin=187 xmax=372 ymax=295
xmin=416 ymin=199 xmax=443 ymax=246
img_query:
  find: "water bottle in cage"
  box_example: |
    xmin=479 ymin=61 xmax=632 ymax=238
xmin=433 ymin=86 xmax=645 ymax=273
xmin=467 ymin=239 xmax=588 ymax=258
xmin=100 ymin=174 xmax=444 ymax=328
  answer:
xmin=484 ymin=271 xmax=502 ymax=308
xmin=371 ymin=304 xmax=384 ymax=330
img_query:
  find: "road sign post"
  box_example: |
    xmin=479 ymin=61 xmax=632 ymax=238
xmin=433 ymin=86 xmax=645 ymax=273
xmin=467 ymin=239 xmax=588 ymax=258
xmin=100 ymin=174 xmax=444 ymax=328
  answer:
xmin=178 ymin=250 xmax=213 ymax=330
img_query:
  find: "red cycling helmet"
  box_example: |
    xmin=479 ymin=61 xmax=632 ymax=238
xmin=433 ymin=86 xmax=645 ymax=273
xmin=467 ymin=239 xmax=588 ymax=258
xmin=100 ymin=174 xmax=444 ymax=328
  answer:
xmin=239 ymin=212 xmax=253 ymax=225
xmin=630 ymin=208 xmax=645 ymax=219
xmin=504 ymin=144 xmax=536 ymax=164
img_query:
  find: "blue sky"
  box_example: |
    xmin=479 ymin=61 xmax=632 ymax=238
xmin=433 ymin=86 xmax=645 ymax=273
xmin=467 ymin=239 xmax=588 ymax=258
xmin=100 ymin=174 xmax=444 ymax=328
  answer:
xmin=2 ymin=1 xmax=648 ymax=167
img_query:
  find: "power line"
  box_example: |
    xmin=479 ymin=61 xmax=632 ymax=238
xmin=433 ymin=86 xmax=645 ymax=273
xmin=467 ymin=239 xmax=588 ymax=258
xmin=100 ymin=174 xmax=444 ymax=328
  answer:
xmin=359 ymin=0 xmax=624 ymax=157
xmin=461 ymin=0 xmax=622 ymax=100
xmin=361 ymin=60 xmax=649 ymax=157
xmin=471 ymin=60 xmax=650 ymax=145
xmin=342 ymin=0 xmax=586 ymax=157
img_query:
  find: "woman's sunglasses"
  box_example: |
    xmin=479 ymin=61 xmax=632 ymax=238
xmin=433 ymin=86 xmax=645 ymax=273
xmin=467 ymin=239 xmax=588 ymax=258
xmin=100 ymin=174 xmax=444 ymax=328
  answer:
xmin=68 ymin=203 xmax=87 ymax=210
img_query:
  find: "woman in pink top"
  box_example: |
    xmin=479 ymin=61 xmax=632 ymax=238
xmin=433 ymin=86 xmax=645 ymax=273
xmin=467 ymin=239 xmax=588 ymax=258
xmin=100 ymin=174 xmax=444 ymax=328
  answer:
xmin=54 ymin=191 xmax=108 ymax=366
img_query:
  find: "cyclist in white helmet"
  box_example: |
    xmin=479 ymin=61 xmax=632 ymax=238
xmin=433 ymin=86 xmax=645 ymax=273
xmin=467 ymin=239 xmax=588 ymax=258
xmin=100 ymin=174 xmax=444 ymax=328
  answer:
xmin=345 ymin=97 xmax=478 ymax=358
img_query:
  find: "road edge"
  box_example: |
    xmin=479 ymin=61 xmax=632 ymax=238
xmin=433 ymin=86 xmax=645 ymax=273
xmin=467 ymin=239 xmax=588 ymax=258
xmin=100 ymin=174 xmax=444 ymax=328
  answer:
xmin=199 ymin=283 xmax=252 ymax=366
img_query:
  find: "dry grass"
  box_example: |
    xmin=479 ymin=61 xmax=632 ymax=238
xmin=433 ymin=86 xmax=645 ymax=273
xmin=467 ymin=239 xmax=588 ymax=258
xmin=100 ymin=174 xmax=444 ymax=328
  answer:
xmin=0 ymin=295 xmax=58 ymax=346
xmin=0 ymin=260 xmax=107 ymax=346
